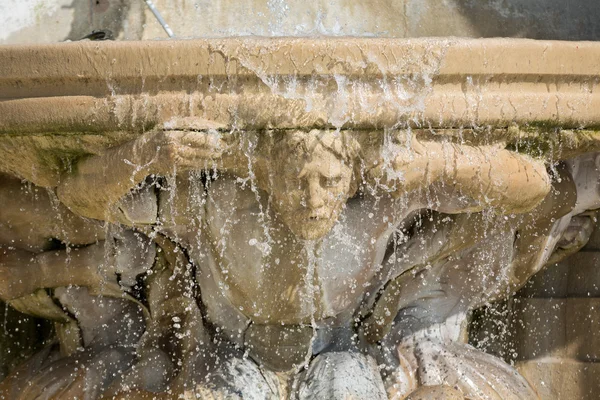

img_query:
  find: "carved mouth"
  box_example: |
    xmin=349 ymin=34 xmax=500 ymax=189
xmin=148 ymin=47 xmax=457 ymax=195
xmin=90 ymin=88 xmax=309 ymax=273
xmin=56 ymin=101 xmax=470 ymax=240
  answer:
xmin=306 ymin=214 xmax=331 ymax=223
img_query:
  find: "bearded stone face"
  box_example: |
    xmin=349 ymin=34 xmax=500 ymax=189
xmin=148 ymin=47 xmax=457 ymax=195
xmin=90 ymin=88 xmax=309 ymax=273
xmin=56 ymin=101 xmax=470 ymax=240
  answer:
xmin=269 ymin=142 xmax=354 ymax=240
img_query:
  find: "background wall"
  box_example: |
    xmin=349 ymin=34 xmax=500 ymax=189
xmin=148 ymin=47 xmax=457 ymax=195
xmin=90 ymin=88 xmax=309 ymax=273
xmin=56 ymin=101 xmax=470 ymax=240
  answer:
xmin=471 ymin=221 xmax=600 ymax=400
xmin=1 ymin=0 xmax=600 ymax=44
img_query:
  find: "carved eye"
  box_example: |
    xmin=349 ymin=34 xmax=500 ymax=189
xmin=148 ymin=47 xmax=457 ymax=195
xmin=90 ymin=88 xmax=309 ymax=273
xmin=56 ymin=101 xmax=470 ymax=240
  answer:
xmin=321 ymin=176 xmax=342 ymax=187
xmin=290 ymin=178 xmax=305 ymax=190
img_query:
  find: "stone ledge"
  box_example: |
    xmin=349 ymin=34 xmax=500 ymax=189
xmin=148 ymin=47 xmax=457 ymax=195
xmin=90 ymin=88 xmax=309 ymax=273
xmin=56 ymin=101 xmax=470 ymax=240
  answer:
xmin=1 ymin=38 xmax=600 ymax=134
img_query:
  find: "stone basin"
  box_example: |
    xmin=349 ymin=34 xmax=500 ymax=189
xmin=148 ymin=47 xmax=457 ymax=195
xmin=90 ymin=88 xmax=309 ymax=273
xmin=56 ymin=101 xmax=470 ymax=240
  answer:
xmin=1 ymin=37 xmax=600 ymax=399
xmin=2 ymin=38 xmax=600 ymax=186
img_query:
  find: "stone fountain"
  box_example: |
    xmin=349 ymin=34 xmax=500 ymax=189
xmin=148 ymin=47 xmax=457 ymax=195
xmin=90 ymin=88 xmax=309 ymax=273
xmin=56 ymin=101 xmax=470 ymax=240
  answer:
xmin=1 ymin=37 xmax=600 ymax=399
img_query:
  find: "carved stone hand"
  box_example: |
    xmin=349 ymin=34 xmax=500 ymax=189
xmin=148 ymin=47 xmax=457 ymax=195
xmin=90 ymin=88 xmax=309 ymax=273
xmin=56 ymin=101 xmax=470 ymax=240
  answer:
xmin=137 ymin=129 xmax=228 ymax=175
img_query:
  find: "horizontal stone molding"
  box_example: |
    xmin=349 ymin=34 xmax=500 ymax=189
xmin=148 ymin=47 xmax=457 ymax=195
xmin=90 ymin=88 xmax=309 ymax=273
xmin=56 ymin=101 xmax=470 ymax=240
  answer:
xmin=1 ymin=38 xmax=600 ymax=134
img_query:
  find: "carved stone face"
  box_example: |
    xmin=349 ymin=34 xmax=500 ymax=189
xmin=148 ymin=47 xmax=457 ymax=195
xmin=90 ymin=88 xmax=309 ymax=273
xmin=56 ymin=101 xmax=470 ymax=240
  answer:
xmin=270 ymin=140 xmax=355 ymax=240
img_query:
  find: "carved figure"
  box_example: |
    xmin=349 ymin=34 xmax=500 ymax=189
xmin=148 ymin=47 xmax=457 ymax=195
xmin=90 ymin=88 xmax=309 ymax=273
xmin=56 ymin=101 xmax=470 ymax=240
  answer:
xmin=3 ymin=36 xmax=600 ymax=400
xmin=0 ymin=175 xmax=153 ymax=398
xmin=49 ymin=124 xmax=553 ymax=398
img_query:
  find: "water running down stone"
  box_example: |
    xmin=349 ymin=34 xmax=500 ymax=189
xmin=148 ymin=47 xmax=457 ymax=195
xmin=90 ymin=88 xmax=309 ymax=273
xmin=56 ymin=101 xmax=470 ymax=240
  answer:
xmin=0 ymin=38 xmax=600 ymax=399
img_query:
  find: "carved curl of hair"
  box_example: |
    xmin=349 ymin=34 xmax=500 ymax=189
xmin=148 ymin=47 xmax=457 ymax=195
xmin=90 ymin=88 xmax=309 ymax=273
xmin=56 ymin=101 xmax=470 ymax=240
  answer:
xmin=253 ymin=130 xmax=363 ymax=195
xmin=270 ymin=130 xmax=361 ymax=165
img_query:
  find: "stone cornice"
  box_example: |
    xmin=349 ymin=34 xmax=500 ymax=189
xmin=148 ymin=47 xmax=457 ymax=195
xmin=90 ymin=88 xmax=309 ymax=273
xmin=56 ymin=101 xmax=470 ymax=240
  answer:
xmin=1 ymin=38 xmax=600 ymax=135
xmin=2 ymin=38 xmax=600 ymax=187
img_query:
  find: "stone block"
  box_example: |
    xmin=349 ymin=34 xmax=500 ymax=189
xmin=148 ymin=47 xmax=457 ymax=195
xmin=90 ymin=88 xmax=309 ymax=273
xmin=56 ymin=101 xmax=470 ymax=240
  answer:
xmin=582 ymin=221 xmax=600 ymax=251
xmin=512 ymin=298 xmax=567 ymax=361
xmin=518 ymin=359 xmax=600 ymax=400
xmin=567 ymin=252 xmax=600 ymax=297
xmin=566 ymin=298 xmax=600 ymax=361
xmin=518 ymin=261 xmax=570 ymax=298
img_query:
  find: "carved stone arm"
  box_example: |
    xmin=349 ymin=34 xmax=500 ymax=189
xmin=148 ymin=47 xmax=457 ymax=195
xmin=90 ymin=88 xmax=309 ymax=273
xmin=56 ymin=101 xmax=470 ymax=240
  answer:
xmin=0 ymin=228 xmax=155 ymax=301
xmin=57 ymin=120 xmax=234 ymax=223
xmin=0 ymin=174 xmax=105 ymax=251
xmin=0 ymin=243 xmax=116 ymax=301
xmin=372 ymin=137 xmax=551 ymax=215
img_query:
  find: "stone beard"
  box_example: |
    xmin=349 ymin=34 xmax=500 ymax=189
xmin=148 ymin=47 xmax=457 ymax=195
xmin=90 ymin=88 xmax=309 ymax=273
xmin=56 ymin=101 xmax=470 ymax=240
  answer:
xmin=1 ymin=127 xmax=591 ymax=400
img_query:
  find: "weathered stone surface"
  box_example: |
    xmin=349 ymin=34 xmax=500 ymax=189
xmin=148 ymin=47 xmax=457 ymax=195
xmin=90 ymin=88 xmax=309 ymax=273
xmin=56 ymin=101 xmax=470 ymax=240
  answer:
xmin=510 ymin=297 xmax=600 ymax=362
xmin=518 ymin=359 xmax=600 ymax=400
xmin=2 ymin=38 xmax=600 ymax=190
xmin=404 ymin=385 xmax=465 ymax=400
xmin=297 ymin=352 xmax=387 ymax=400
xmin=519 ymin=262 xmax=571 ymax=298
xmin=566 ymin=252 xmax=600 ymax=297
xmin=565 ymin=298 xmax=600 ymax=362
xmin=3 ymin=38 xmax=600 ymax=129
xmin=512 ymin=299 xmax=568 ymax=360
xmin=1 ymin=37 xmax=600 ymax=399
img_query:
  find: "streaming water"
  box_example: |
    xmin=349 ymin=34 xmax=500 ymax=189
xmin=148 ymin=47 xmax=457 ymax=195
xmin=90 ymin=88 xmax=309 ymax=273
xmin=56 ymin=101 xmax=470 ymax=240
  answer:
xmin=1 ymin=17 xmax=599 ymax=400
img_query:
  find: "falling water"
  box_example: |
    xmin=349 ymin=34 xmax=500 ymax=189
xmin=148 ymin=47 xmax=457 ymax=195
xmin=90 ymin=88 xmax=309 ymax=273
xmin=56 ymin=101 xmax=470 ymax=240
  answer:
xmin=1 ymin=4 xmax=600 ymax=399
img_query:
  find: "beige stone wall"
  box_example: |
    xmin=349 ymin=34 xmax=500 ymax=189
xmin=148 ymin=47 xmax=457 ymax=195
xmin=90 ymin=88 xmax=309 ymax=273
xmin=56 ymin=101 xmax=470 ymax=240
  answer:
xmin=1 ymin=0 xmax=599 ymax=44
xmin=471 ymin=223 xmax=600 ymax=399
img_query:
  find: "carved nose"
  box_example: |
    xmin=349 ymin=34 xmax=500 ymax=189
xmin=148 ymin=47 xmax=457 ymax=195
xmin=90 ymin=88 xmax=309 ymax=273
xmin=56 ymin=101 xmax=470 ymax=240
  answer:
xmin=307 ymin=183 xmax=325 ymax=211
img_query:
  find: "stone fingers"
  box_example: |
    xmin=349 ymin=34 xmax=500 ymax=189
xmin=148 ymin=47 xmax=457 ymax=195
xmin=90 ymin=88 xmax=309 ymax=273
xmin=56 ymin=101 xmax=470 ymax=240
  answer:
xmin=158 ymin=131 xmax=226 ymax=171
